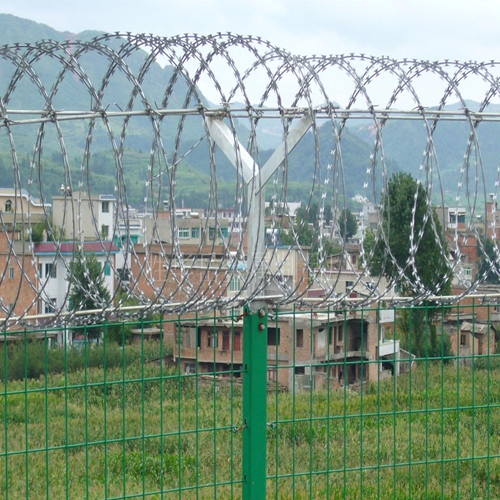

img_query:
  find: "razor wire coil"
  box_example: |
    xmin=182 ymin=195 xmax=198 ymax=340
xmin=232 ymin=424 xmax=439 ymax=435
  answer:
xmin=0 ymin=32 xmax=499 ymax=325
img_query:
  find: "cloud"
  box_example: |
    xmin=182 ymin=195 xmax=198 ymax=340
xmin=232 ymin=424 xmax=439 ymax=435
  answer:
xmin=3 ymin=0 xmax=500 ymax=63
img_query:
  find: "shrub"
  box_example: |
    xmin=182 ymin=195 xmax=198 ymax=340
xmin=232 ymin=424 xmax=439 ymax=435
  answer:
xmin=105 ymin=323 xmax=133 ymax=346
xmin=0 ymin=338 xmax=155 ymax=382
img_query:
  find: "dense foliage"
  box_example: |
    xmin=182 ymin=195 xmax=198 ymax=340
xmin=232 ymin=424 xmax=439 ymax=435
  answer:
xmin=67 ymin=252 xmax=111 ymax=311
xmin=478 ymin=237 xmax=500 ymax=284
xmin=366 ymin=172 xmax=450 ymax=296
xmin=365 ymin=173 xmax=452 ymax=358
xmin=338 ymin=207 xmax=358 ymax=239
xmin=67 ymin=252 xmax=111 ymax=338
xmin=0 ymin=336 xmax=169 ymax=381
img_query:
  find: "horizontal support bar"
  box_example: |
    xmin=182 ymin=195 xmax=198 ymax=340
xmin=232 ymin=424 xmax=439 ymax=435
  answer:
xmin=0 ymin=106 xmax=498 ymax=128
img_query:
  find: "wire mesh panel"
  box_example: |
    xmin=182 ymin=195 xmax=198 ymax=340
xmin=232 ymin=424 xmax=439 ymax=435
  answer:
xmin=1 ymin=303 xmax=499 ymax=498
xmin=266 ymin=301 xmax=500 ymax=499
xmin=0 ymin=315 xmax=246 ymax=499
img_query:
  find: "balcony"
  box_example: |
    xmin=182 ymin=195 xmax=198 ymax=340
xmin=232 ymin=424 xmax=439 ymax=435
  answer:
xmin=379 ymin=339 xmax=400 ymax=357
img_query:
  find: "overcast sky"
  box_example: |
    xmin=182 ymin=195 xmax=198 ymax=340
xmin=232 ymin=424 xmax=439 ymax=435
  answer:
xmin=2 ymin=1 xmax=500 ymax=106
xmin=3 ymin=0 xmax=500 ymax=61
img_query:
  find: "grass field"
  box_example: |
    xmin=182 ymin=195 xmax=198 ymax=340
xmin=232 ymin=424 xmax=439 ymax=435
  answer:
xmin=0 ymin=342 xmax=499 ymax=499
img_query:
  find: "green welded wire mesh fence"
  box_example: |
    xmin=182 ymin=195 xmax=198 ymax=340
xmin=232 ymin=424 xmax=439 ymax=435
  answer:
xmin=0 ymin=301 xmax=499 ymax=499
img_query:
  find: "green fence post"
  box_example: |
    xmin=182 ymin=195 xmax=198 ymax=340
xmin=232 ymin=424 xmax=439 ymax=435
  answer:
xmin=242 ymin=303 xmax=268 ymax=500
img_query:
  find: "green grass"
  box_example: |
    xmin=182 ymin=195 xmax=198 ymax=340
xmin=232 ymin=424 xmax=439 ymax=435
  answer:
xmin=0 ymin=348 xmax=499 ymax=499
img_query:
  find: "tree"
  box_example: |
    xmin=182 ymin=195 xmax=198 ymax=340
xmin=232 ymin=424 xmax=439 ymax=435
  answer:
xmin=367 ymin=172 xmax=450 ymax=296
xmin=338 ymin=207 xmax=358 ymax=240
xmin=105 ymin=322 xmax=133 ymax=346
xmin=280 ymin=202 xmax=342 ymax=267
xmin=281 ymin=212 xmax=314 ymax=247
xmin=478 ymin=238 xmax=500 ymax=284
xmin=396 ymin=307 xmax=452 ymax=361
xmin=104 ymin=291 xmax=147 ymax=346
xmin=31 ymin=221 xmax=65 ymax=243
xmin=31 ymin=221 xmax=48 ymax=243
xmin=366 ymin=173 xmax=451 ymax=359
xmin=67 ymin=252 xmax=111 ymax=340
xmin=294 ymin=202 xmax=332 ymax=225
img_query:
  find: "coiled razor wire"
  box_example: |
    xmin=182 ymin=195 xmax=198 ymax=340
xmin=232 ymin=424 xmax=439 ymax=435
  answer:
xmin=0 ymin=32 xmax=499 ymax=326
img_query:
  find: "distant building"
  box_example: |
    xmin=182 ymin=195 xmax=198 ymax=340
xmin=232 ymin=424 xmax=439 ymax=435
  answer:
xmin=0 ymin=231 xmax=37 ymax=319
xmin=436 ymin=206 xmax=466 ymax=232
xmin=171 ymin=309 xmax=403 ymax=392
xmin=361 ymin=201 xmax=379 ymax=234
xmin=52 ymin=192 xmax=115 ymax=241
xmin=0 ymin=187 xmax=50 ymax=227
xmin=445 ymin=320 xmax=498 ymax=364
xmin=143 ymin=208 xmax=232 ymax=246
xmin=34 ymin=240 xmax=119 ymax=344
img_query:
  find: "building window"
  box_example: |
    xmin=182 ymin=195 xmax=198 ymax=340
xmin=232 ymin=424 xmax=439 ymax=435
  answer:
xmin=450 ymin=213 xmax=465 ymax=224
xmin=191 ymin=227 xmax=199 ymax=238
xmin=346 ymin=281 xmax=354 ymax=292
xmin=229 ymin=277 xmax=241 ymax=292
xmin=222 ymin=331 xmax=230 ymax=351
xmin=101 ymin=225 xmax=109 ymax=239
xmin=296 ymin=329 xmax=304 ymax=348
xmin=45 ymin=298 xmax=57 ymax=314
xmin=338 ymin=325 xmax=343 ymax=343
xmin=219 ymin=227 xmax=229 ymax=238
xmin=178 ymin=228 xmax=190 ymax=239
xmin=209 ymin=227 xmax=216 ymax=240
xmin=8 ymin=267 xmax=14 ymax=279
xmin=460 ymin=334 xmax=467 ymax=346
xmin=104 ymin=263 xmax=111 ymax=276
xmin=234 ymin=331 xmax=241 ymax=351
xmin=102 ymin=201 xmax=110 ymax=213
xmin=45 ymin=263 xmax=56 ymax=278
xmin=268 ymin=327 xmax=280 ymax=346
xmin=5 ymin=199 xmax=12 ymax=213
xmin=295 ymin=366 xmax=305 ymax=375
xmin=208 ymin=333 xmax=218 ymax=348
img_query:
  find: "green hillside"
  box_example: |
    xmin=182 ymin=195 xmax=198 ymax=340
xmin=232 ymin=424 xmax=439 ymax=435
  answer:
xmin=354 ymin=105 xmax=500 ymax=196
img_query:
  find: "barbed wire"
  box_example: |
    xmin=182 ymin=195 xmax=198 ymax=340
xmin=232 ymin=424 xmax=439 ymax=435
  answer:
xmin=0 ymin=32 xmax=499 ymax=326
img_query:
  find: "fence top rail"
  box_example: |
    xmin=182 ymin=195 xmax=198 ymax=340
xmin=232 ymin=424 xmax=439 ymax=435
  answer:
xmin=2 ymin=290 xmax=500 ymax=329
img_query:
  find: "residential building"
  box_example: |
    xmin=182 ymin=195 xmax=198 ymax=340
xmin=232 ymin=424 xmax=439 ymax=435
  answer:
xmin=0 ymin=188 xmax=50 ymax=227
xmin=129 ymin=242 xmax=233 ymax=305
xmin=0 ymin=230 xmax=37 ymax=319
xmin=142 ymin=207 xmax=232 ymax=247
xmin=445 ymin=231 xmax=479 ymax=285
xmin=448 ymin=321 xmax=497 ymax=362
xmin=34 ymin=241 xmax=119 ymax=343
xmin=360 ymin=201 xmax=379 ymax=235
xmin=171 ymin=307 xmax=403 ymax=392
xmin=436 ymin=206 xmax=466 ymax=232
xmin=52 ymin=192 xmax=115 ymax=241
